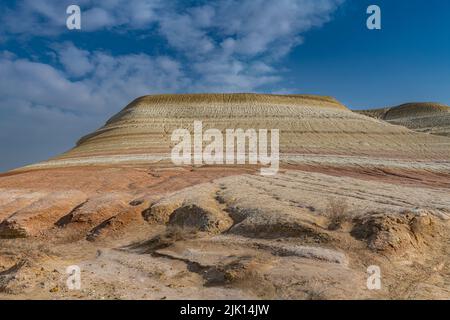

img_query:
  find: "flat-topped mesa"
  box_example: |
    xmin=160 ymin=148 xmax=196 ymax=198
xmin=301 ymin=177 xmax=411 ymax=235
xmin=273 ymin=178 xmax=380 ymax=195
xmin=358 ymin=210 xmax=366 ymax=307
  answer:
xmin=76 ymin=93 xmax=347 ymax=147
xmin=21 ymin=94 xmax=450 ymax=170
xmin=358 ymin=102 xmax=450 ymax=137
xmin=120 ymin=93 xmax=347 ymax=112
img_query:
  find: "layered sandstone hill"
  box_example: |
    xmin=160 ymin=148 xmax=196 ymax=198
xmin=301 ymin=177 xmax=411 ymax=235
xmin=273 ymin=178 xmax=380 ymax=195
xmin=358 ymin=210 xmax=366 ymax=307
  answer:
xmin=1 ymin=94 xmax=450 ymax=300
xmin=357 ymin=102 xmax=450 ymax=137
xmin=19 ymin=94 xmax=450 ymax=171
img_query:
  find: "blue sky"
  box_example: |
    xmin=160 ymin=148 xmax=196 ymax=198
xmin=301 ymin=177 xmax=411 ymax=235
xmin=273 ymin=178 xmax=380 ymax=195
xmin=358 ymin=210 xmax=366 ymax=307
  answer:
xmin=0 ymin=0 xmax=449 ymax=171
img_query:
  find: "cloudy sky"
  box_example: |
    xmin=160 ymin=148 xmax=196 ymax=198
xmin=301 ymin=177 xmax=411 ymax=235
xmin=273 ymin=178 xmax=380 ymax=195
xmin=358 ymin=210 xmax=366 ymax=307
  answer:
xmin=1 ymin=0 xmax=449 ymax=171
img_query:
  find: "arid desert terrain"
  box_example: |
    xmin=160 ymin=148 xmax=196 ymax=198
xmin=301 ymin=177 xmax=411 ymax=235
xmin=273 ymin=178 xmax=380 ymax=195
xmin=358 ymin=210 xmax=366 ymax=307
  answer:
xmin=358 ymin=102 xmax=450 ymax=137
xmin=0 ymin=94 xmax=449 ymax=300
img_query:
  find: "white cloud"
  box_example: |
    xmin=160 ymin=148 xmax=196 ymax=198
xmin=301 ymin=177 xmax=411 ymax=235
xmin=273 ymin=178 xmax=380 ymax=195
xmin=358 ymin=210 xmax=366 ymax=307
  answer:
xmin=82 ymin=7 xmax=117 ymax=31
xmin=1 ymin=0 xmax=73 ymax=36
xmin=0 ymin=56 xmax=94 ymax=112
xmin=153 ymin=0 xmax=343 ymax=91
xmin=56 ymin=43 xmax=94 ymax=77
xmin=0 ymin=46 xmax=188 ymax=116
xmin=1 ymin=0 xmax=342 ymax=58
xmin=159 ymin=0 xmax=343 ymax=59
xmin=1 ymin=0 xmax=343 ymax=92
xmin=0 ymin=0 xmax=164 ymax=36
xmin=0 ymin=46 xmax=188 ymax=170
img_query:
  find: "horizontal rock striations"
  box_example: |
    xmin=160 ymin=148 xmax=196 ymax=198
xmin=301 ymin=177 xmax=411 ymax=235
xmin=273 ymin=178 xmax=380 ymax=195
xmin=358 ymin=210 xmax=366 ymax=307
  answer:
xmin=17 ymin=94 xmax=450 ymax=170
xmin=357 ymin=102 xmax=450 ymax=137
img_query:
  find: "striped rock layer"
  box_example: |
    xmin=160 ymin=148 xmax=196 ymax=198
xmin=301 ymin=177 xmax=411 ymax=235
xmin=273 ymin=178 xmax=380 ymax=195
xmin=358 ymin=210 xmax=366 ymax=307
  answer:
xmin=358 ymin=102 xmax=450 ymax=137
xmin=23 ymin=94 xmax=450 ymax=170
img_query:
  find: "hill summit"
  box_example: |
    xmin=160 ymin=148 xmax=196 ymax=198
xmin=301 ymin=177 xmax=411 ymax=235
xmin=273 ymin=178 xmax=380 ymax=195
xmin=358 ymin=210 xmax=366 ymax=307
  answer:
xmin=357 ymin=102 xmax=450 ymax=137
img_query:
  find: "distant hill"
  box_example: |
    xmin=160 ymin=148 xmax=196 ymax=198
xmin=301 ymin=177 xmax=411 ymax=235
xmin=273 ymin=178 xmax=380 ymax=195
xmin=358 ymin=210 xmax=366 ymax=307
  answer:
xmin=357 ymin=102 xmax=450 ymax=137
